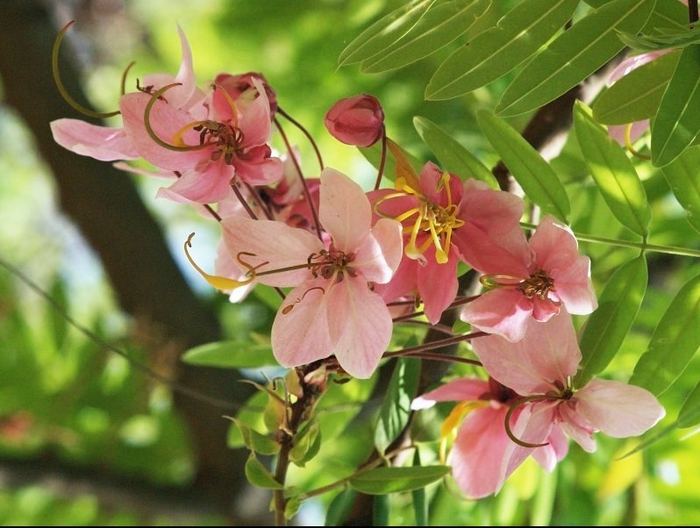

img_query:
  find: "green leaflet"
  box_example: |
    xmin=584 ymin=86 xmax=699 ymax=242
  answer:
xmin=575 ymin=256 xmax=648 ymax=388
xmin=629 ymin=273 xmax=700 ymax=396
xmin=181 ymin=340 xmax=277 ymax=369
xmin=244 ymin=452 xmax=283 ymax=489
xmin=338 ymin=0 xmax=433 ymax=66
xmin=676 ymin=379 xmax=700 ymax=429
xmin=651 ymin=44 xmax=700 ymax=167
xmin=476 ymin=110 xmax=570 ymax=222
xmin=660 ymin=145 xmax=700 ymax=235
xmin=373 ymin=358 xmax=420 ymax=455
xmin=496 ymin=0 xmax=656 ymax=117
xmin=592 ymin=49 xmax=680 ymax=125
xmin=574 ymin=101 xmax=651 ymax=238
xmin=348 ymin=465 xmax=451 ymax=495
xmin=413 ymin=115 xmax=498 ymax=188
xmin=426 ymin=0 xmax=578 ymax=100
xmin=360 ymin=0 xmax=491 ymax=73
xmin=618 ymin=25 xmax=700 ymax=53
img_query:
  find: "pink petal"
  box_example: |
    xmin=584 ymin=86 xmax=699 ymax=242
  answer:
xmin=319 ymin=168 xmax=371 ymax=252
xmin=326 ymin=276 xmax=393 ymax=379
xmin=574 ymin=378 xmax=665 ymax=437
xmin=412 ymin=378 xmax=491 ymax=409
xmin=451 ymin=406 xmax=513 ymax=498
xmin=417 ymin=248 xmax=458 ymax=325
xmin=233 ymin=153 xmax=283 ymax=186
xmin=353 ymin=218 xmax=403 ymax=284
xmin=237 ymin=79 xmax=273 ymax=147
xmin=532 ymin=425 xmax=569 ymax=472
xmin=460 ymin=289 xmax=534 ymax=342
xmin=502 ymin=401 xmax=558 ymax=478
xmin=165 ymin=163 xmax=234 ymax=203
xmin=471 ymin=310 xmax=581 ymax=395
xmin=50 ymin=119 xmax=139 ymax=161
xmin=558 ymin=402 xmax=597 ymax=452
xmin=271 ymin=282 xmax=333 ymax=367
xmin=221 ymin=216 xmax=323 ymax=287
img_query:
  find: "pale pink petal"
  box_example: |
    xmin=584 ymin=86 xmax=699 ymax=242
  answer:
xmin=165 ymin=163 xmax=234 ymax=203
xmin=326 ymin=276 xmax=393 ymax=379
xmin=417 ymin=248 xmax=458 ymax=324
xmin=502 ymin=401 xmax=558 ymax=479
xmin=608 ymin=121 xmax=650 ymax=146
xmin=551 ymin=256 xmax=597 ymax=314
xmin=353 ymin=218 xmax=403 ymax=284
xmin=532 ymin=425 xmax=569 ymax=472
xmin=558 ymin=402 xmax=597 ymax=452
xmin=412 ymin=378 xmax=491 ymax=409
xmin=214 ymin=239 xmax=255 ymax=303
xmin=451 ymin=406 xmax=513 ymax=498
xmin=238 ymin=79 xmax=273 ymax=146
xmin=454 ymin=223 xmax=531 ymax=277
xmin=460 ymin=289 xmax=534 ymax=342
xmin=574 ymin=378 xmax=665 ymax=437
xmin=530 ymin=295 xmax=561 ymax=322
xmin=471 ymin=310 xmax=581 ymax=395
xmin=373 ymin=256 xmax=418 ymax=304
xmin=50 ymin=119 xmax=139 ymax=161
xmin=233 ymin=153 xmax=283 ymax=186
xmin=271 ymin=282 xmax=332 ymax=367
xmin=221 ymin=216 xmax=323 ymax=287
xmin=319 ymin=168 xmax=371 ymax=252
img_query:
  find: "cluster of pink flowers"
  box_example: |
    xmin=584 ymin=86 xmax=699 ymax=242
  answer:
xmin=51 ymin=27 xmax=665 ymax=500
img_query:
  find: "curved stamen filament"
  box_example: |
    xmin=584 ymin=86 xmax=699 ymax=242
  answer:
xmin=624 ymin=122 xmax=651 ymax=160
xmin=504 ymin=396 xmax=550 ymax=449
xmin=185 ymin=233 xmax=255 ymax=291
xmin=212 ymin=83 xmax=240 ymax=128
xmin=281 ymin=286 xmax=326 ymax=314
xmin=52 ymin=21 xmax=120 ymax=119
xmin=144 ymin=83 xmax=214 ymax=152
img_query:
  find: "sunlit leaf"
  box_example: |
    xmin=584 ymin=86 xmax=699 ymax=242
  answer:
xmin=426 ymin=0 xmax=578 ymax=100
xmin=181 ymin=340 xmax=277 ymax=369
xmin=413 ymin=115 xmax=498 ymax=188
xmin=477 ymin=110 xmax=570 ymax=221
xmin=651 ymin=44 xmax=700 ymax=167
xmin=629 ymin=273 xmax=700 ymax=395
xmin=244 ymin=453 xmax=283 ymax=489
xmin=361 ymin=0 xmax=491 ymax=73
xmin=496 ymin=0 xmax=655 ymax=117
xmin=660 ymin=145 xmax=700 ymax=235
xmin=230 ymin=417 xmax=280 ymax=456
xmin=592 ymin=49 xmax=679 ymax=125
xmin=348 ymin=465 xmax=451 ymax=495
xmin=575 ymin=256 xmax=648 ymax=387
xmin=374 ymin=358 xmax=420 ymax=454
xmin=338 ymin=0 xmax=434 ymax=66
xmin=574 ymin=101 xmax=651 ymax=237
xmin=676 ymin=379 xmax=700 ymax=429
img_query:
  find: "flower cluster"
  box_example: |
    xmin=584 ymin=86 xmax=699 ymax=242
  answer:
xmin=51 ymin=26 xmax=665 ymax=501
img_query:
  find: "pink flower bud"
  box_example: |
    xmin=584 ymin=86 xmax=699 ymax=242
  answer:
xmin=324 ymin=94 xmax=384 ymax=147
xmin=213 ymin=72 xmax=277 ymax=114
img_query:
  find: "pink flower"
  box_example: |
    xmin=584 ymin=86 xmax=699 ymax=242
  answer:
xmin=371 ymin=162 xmax=525 ymax=324
xmin=460 ymin=215 xmax=597 ymax=342
xmin=119 ymin=76 xmax=282 ymax=203
xmin=219 ymin=168 xmax=403 ymax=378
xmin=324 ymin=94 xmax=384 ymax=147
xmin=471 ymin=310 xmax=665 ymax=480
xmin=51 ymin=25 xmax=203 ymax=162
xmin=412 ymin=377 xmax=567 ymax=499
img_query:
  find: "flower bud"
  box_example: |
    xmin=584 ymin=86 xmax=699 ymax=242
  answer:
xmin=324 ymin=94 xmax=384 ymax=147
xmin=213 ymin=72 xmax=277 ymax=115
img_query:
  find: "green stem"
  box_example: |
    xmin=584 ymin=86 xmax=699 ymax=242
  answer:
xmin=520 ymin=222 xmax=700 ymax=259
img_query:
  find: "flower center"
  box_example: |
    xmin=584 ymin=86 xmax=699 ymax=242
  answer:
xmin=377 ymin=172 xmax=464 ymax=264
xmin=518 ymin=269 xmax=555 ymax=300
xmin=307 ymin=247 xmax=356 ymax=283
xmin=172 ymin=120 xmax=245 ymax=165
xmin=480 ymin=269 xmax=555 ymax=301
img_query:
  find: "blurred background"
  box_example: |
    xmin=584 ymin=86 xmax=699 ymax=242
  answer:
xmin=1 ymin=0 xmax=699 ymax=525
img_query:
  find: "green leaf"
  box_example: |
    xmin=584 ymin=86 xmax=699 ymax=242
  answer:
xmin=361 ymin=0 xmax=491 ymax=73
xmin=677 ymin=379 xmax=700 ymax=429
xmin=629 ymin=273 xmax=700 ymax=396
xmin=374 ymin=358 xmax=420 ymax=454
xmin=496 ymin=0 xmax=656 ymax=117
xmin=348 ymin=465 xmax=451 ymax=495
xmin=325 ymin=489 xmax=358 ymax=526
xmin=651 ymin=44 xmax=700 ymax=167
xmin=574 ymin=101 xmax=651 ymax=237
xmin=412 ymin=450 xmax=428 ymax=526
xmin=338 ymin=0 xmax=434 ymax=66
xmin=575 ymin=256 xmax=648 ymax=387
xmin=373 ymin=493 xmax=390 ymax=526
xmin=181 ymin=340 xmax=276 ymax=369
xmin=617 ymin=25 xmax=700 ymax=53
xmin=289 ymin=418 xmax=321 ymax=467
xmin=413 ymin=116 xmax=498 ymax=188
xmin=592 ymin=49 xmax=680 ymax=125
xmin=244 ymin=453 xmax=283 ymax=489
xmin=229 ymin=418 xmax=280 ymax=456
xmin=476 ymin=110 xmax=570 ymax=221
xmin=661 ymin=146 xmax=700 ymax=235
xmin=426 ymin=0 xmax=578 ymax=99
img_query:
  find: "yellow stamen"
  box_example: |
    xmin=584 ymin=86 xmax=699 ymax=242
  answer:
xmin=624 ymin=122 xmax=651 ymax=160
